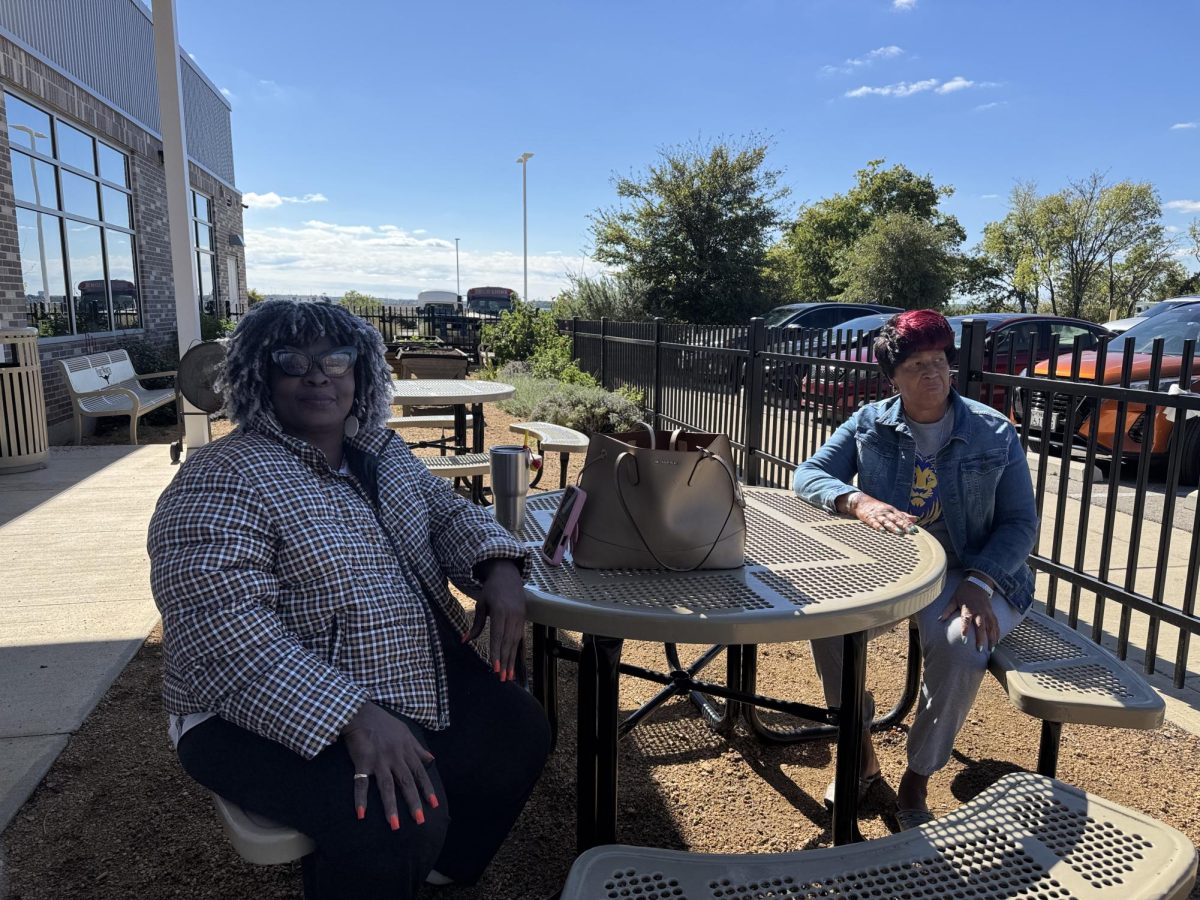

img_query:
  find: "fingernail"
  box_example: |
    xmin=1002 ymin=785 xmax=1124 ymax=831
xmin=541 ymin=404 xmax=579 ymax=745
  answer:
xmin=493 ymin=659 xmax=501 ymax=674
xmin=461 ymin=631 xmax=469 ymax=644
xmin=499 ymin=668 xmax=507 ymax=682
xmin=428 ymin=793 xmax=440 ymax=809
xmin=960 ymin=633 xmax=969 ymax=644
xmin=414 ymin=809 xmax=426 ymax=825
xmin=389 ymin=814 xmax=400 ymax=831
xmin=508 ymin=667 xmax=516 ymax=681
xmin=356 ymin=805 xmax=365 ymax=820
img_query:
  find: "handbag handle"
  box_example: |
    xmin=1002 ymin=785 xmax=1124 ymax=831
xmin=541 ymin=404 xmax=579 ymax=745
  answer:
xmin=613 ymin=448 xmax=741 ymax=572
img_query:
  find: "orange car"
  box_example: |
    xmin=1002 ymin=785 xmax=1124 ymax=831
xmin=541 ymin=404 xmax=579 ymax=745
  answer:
xmin=1018 ymin=305 xmax=1200 ymax=483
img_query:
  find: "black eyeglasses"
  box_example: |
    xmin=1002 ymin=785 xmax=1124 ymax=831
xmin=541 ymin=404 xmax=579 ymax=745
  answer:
xmin=270 ymin=346 xmax=358 ymax=378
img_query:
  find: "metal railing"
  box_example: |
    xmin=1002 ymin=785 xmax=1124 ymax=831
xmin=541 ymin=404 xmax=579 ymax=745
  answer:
xmin=567 ymin=315 xmax=1200 ymax=690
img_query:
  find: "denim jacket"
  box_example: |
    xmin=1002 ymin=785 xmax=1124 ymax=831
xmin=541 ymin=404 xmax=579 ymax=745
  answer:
xmin=792 ymin=390 xmax=1037 ymax=612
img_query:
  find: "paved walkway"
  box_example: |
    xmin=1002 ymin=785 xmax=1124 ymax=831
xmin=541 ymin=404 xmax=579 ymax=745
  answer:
xmin=0 ymin=446 xmax=177 ymax=831
xmin=0 ymin=442 xmax=1197 ymax=836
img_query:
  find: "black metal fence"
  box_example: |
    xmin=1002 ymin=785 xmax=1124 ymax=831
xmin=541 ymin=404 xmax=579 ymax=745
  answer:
xmin=567 ymin=316 xmax=1200 ymax=690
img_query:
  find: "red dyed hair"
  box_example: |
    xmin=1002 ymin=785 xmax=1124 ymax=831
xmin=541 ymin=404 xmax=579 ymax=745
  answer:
xmin=873 ymin=309 xmax=956 ymax=378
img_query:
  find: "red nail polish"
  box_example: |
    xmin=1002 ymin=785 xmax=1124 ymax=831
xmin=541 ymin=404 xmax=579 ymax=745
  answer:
xmin=356 ymin=805 xmax=365 ymax=820
xmin=508 ymin=667 xmax=516 ymax=681
xmin=493 ymin=659 xmax=501 ymax=674
xmin=499 ymin=668 xmax=506 ymax=682
xmin=389 ymin=814 xmax=400 ymax=831
xmin=414 ymin=809 xmax=426 ymax=825
xmin=428 ymin=793 xmax=440 ymax=809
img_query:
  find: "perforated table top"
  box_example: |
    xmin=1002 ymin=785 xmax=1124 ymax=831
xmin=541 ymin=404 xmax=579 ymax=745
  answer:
xmin=390 ymin=379 xmax=514 ymax=406
xmin=518 ymin=487 xmax=946 ymax=644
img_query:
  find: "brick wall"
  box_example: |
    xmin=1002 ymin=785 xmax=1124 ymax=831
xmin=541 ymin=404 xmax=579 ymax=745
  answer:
xmin=0 ymin=34 xmax=245 ymax=440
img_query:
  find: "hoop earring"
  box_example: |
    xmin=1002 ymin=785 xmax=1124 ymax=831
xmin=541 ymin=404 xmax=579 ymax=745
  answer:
xmin=343 ymin=415 xmax=360 ymax=438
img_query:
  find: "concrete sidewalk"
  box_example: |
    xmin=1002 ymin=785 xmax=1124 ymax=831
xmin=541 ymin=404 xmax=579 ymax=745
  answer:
xmin=0 ymin=445 xmax=177 ymax=831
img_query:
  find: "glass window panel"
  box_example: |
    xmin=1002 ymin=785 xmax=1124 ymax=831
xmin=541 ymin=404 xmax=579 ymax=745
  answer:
xmin=16 ymin=209 xmax=70 ymax=336
xmin=65 ymin=221 xmax=108 ymax=333
xmin=61 ymin=170 xmax=100 ymax=220
xmin=10 ymin=150 xmax=59 ymax=209
xmin=55 ymin=120 xmax=96 ymax=174
xmin=97 ymin=142 xmax=127 ymax=187
xmin=105 ymin=230 xmax=139 ymax=330
xmin=101 ymin=186 xmax=130 ymax=229
xmin=194 ymin=192 xmax=211 ymax=223
xmin=5 ymin=94 xmax=52 ymax=153
xmin=195 ymin=221 xmax=212 ymax=251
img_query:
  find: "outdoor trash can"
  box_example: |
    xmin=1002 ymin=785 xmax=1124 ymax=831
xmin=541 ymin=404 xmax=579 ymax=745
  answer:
xmin=0 ymin=328 xmax=48 ymax=473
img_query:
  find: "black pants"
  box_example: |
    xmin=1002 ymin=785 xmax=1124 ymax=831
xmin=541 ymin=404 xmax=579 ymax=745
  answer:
xmin=178 ymin=613 xmax=551 ymax=899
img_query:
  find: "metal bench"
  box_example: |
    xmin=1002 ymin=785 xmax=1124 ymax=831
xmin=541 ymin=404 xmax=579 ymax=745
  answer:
xmin=561 ymin=771 xmax=1197 ymax=900
xmin=56 ymin=349 xmax=177 ymax=445
xmin=209 ymin=791 xmax=313 ymax=865
xmin=420 ymin=452 xmax=490 ymax=479
xmin=508 ymin=421 xmax=588 ymax=488
xmin=989 ymin=609 xmax=1165 ymax=777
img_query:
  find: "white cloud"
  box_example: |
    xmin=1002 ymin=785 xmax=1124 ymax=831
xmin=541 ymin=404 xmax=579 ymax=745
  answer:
xmin=937 ymin=76 xmax=974 ymax=94
xmin=981 ymin=194 xmax=1000 ymax=200
xmin=974 ymin=101 xmax=1006 ymax=112
xmin=893 ymin=0 xmax=917 ymax=10
xmin=1166 ymin=200 xmax=1200 ymax=214
xmin=846 ymin=78 xmax=938 ymax=98
xmin=821 ymin=45 xmax=904 ymax=76
xmin=219 ymin=87 xmax=237 ymax=103
xmin=243 ymin=191 xmax=329 ymax=209
xmin=1170 ymin=122 xmax=1197 ymax=130
xmin=242 ymin=220 xmax=573 ymax=301
xmin=847 ymin=76 xmax=996 ymax=99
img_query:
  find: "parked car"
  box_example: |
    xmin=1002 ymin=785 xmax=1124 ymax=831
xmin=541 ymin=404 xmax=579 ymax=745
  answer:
xmin=1016 ymin=305 xmax=1200 ymax=483
xmin=804 ymin=313 xmax=1112 ymax=416
xmin=690 ymin=303 xmax=901 ymax=386
xmin=1104 ymin=296 xmax=1200 ymax=335
xmin=767 ymin=312 xmax=895 ymax=395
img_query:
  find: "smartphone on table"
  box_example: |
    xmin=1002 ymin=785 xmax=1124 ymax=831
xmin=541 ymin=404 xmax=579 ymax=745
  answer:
xmin=541 ymin=486 xmax=587 ymax=566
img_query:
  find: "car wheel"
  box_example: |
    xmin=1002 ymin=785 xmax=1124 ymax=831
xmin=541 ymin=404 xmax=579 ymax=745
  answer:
xmin=1180 ymin=418 xmax=1200 ymax=485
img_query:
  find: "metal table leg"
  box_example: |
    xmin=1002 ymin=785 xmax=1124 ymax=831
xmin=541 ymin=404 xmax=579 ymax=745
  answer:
xmin=531 ymin=624 xmax=559 ymax=753
xmin=832 ymin=629 xmax=867 ymax=845
xmin=576 ymin=634 xmax=623 ymax=852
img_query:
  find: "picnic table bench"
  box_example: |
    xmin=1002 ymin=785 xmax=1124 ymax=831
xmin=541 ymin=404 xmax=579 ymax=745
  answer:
xmin=561 ymin=772 xmax=1197 ymax=899
xmin=56 ymin=349 xmax=176 ymax=445
xmin=508 ymin=421 xmax=588 ymax=488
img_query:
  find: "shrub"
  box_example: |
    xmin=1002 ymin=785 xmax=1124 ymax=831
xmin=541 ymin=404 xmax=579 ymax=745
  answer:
xmin=496 ymin=368 xmax=644 ymax=435
xmin=482 ymin=302 xmax=596 ymax=385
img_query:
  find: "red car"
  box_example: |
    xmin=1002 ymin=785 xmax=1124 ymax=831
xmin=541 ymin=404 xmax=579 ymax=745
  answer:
xmin=803 ymin=314 xmax=1112 ymax=418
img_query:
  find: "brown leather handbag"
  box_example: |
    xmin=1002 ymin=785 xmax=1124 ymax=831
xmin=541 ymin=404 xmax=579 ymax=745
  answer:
xmin=571 ymin=424 xmax=746 ymax=571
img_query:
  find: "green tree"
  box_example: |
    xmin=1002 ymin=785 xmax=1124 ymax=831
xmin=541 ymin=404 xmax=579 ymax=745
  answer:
xmin=772 ymin=160 xmax=964 ymax=302
xmin=835 ymin=213 xmax=958 ymax=310
xmin=246 ymin=288 xmax=265 ymax=306
xmin=338 ymin=289 xmax=378 ymax=314
xmin=552 ymin=271 xmax=653 ymax=321
xmin=966 ymin=211 xmax=1043 ymax=313
xmin=589 ymin=136 xmax=790 ymax=325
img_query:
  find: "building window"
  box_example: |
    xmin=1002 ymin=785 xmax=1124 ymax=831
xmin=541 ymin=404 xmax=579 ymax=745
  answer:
xmin=192 ymin=190 xmax=219 ymax=318
xmin=8 ymin=92 xmax=140 ymax=336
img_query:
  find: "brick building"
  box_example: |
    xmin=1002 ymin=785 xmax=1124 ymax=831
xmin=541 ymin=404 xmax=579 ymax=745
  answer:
xmin=0 ymin=0 xmax=243 ymax=442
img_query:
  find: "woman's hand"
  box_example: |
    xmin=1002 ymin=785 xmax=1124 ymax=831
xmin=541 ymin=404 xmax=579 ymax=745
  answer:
xmin=939 ymin=578 xmax=1000 ymax=652
xmin=464 ymin=559 xmax=526 ymax=682
xmin=844 ymin=492 xmax=918 ymax=535
xmin=341 ymin=701 xmax=438 ymax=829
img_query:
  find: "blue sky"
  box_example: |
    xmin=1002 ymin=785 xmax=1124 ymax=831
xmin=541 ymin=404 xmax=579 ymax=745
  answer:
xmin=176 ymin=0 xmax=1199 ymax=302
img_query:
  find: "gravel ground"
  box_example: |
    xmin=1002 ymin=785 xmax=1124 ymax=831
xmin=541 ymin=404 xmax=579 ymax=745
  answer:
xmin=4 ymin=403 xmax=1199 ymax=899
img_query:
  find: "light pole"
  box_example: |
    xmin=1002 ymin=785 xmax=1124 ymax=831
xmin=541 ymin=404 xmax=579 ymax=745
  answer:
xmin=516 ymin=152 xmax=533 ymax=302
xmin=11 ymin=125 xmax=51 ymax=317
xmin=454 ymin=237 xmax=461 ymax=300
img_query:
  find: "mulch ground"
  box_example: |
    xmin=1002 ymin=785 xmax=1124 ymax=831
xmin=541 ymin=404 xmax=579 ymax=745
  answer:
xmin=4 ymin=403 xmax=1200 ymax=898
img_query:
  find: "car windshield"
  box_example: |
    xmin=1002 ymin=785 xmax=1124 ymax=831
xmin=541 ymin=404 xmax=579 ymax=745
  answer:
xmin=1113 ymin=308 xmax=1200 ymax=356
xmin=1139 ymin=299 xmax=1200 ymax=319
xmin=834 ymin=313 xmax=891 ymax=334
xmin=763 ymin=306 xmax=803 ymax=327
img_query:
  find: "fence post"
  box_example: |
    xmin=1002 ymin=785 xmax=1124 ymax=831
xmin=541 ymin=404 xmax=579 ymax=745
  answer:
xmin=742 ymin=317 xmax=766 ymax=486
xmin=600 ymin=317 xmax=608 ymax=390
xmin=959 ymin=318 xmax=985 ymax=402
xmin=651 ymin=317 xmax=664 ymax=429
xmin=571 ymin=317 xmax=579 ymax=364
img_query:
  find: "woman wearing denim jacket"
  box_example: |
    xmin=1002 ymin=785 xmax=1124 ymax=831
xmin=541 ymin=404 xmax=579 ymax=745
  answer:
xmin=793 ymin=309 xmax=1037 ymax=831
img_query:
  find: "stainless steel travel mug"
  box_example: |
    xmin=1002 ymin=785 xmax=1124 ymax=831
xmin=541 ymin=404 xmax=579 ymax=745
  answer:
xmin=489 ymin=445 xmax=530 ymax=534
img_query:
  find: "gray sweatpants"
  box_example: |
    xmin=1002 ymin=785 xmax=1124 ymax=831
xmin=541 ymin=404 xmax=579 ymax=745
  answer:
xmin=811 ymin=569 xmax=1027 ymax=777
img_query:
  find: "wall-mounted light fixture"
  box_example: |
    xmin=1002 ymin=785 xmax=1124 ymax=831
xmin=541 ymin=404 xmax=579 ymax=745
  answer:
xmin=229 ymin=233 xmax=245 ymax=247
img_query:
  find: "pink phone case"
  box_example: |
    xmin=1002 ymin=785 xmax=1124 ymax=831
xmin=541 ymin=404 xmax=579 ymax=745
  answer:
xmin=541 ymin=487 xmax=587 ymax=567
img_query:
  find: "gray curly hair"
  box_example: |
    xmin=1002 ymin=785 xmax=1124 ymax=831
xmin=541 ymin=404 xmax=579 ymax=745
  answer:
xmin=218 ymin=299 xmax=393 ymax=431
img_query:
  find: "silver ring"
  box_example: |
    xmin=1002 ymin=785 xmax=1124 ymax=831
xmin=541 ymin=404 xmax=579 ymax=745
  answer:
xmin=353 ymin=773 xmax=370 ymax=780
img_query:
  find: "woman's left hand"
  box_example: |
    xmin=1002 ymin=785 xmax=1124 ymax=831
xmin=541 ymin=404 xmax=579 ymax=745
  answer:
xmin=940 ymin=578 xmax=1000 ymax=652
xmin=464 ymin=560 xmax=526 ymax=682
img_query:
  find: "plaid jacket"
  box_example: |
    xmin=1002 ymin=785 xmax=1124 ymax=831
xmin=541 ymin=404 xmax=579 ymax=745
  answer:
xmin=148 ymin=422 xmax=528 ymax=760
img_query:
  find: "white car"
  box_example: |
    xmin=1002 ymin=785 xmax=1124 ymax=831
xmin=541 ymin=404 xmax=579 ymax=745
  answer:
xmin=1105 ymin=296 xmax=1200 ymax=334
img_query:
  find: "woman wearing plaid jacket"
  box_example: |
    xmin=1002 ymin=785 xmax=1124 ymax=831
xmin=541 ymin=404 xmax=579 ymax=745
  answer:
xmin=148 ymin=300 xmax=550 ymax=899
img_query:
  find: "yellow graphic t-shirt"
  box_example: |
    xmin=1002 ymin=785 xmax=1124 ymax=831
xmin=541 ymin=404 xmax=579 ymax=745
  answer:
xmin=908 ymin=452 xmax=943 ymax=526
